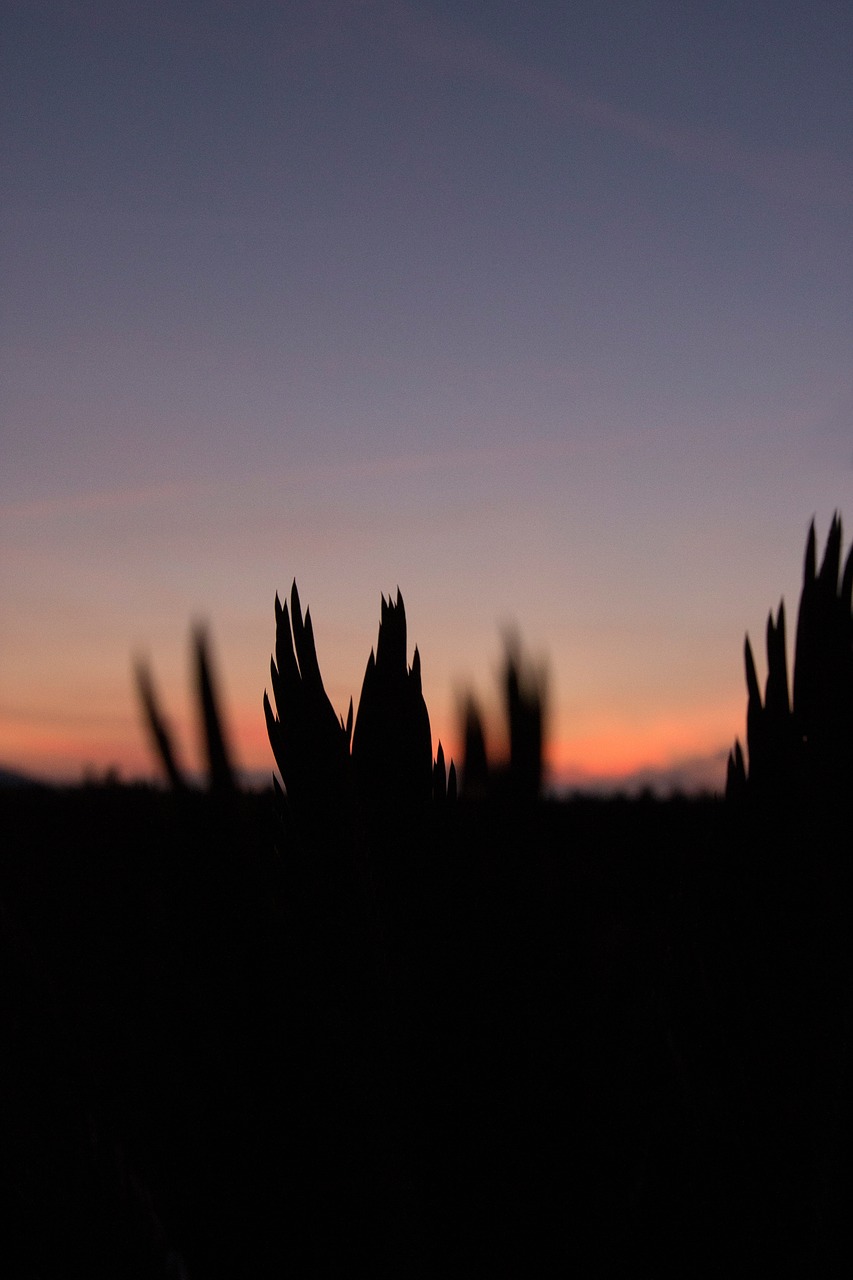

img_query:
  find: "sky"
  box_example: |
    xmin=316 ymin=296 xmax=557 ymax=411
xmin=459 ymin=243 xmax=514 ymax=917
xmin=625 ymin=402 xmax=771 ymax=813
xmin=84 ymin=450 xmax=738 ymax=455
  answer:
xmin=2 ymin=0 xmax=851 ymax=792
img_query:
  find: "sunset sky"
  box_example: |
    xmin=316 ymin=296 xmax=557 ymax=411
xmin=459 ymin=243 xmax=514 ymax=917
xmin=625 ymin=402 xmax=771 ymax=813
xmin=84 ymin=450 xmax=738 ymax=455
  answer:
xmin=2 ymin=0 xmax=851 ymax=791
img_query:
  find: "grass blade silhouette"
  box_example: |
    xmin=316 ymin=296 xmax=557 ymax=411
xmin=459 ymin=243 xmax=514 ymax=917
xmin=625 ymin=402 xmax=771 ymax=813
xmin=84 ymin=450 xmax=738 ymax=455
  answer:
xmin=194 ymin=628 xmax=237 ymax=797
xmin=135 ymin=661 xmax=189 ymax=791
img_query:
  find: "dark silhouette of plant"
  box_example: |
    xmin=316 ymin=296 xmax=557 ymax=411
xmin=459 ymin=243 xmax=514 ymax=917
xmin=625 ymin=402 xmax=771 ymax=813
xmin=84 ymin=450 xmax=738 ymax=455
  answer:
xmin=504 ymin=634 xmax=547 ymax=801
xmin=726 ymin=514 xmax=853 ymax=811
xmin=460 ymin=695 xmax=490 ymax=799
xmin=264 ymin=582 xmax=454 ymax=830
xmin=460 ymin=636 xmax=548 ymax=803
xmin=194 ymin=627 xmax=237 ymax=797
xmin=432 ymin=740 xmax=457 ymax=806
xmin=136 ymin=628 xmax=237 ymax=797
xmin=352 ymin=589 xmax=433 ymax=817
xmin=7 ymin=527 xmax=853 ymax=1275
xmin=135 ymin=664 xmax=189 ymax=793
xmin=263 ymin=581 xmax=352 ymax=826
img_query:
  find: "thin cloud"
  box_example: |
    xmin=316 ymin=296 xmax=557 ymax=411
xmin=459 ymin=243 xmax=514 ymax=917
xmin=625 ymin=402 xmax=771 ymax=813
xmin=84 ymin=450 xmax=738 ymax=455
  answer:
xmin=60 ymin=2 xmax=853 ymax=205
xmin=0 ymin=440 xmax=565 ymax=529
xmin=386 ymin=1 xmax=852 ymax=206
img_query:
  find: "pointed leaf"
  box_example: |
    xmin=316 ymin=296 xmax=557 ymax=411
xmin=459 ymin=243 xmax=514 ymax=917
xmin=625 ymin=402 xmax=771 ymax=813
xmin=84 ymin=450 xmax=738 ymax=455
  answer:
xmin=804 ymin=520 xmax=816 ymax=584
xmin=841 ymin=544 xmax=853 ymax=617
xmin=135 ymin=661 xmax=188 ymax=791
xmin=744 ymin=635 xmax=761 ymax=708
xmin=195 ymin=628 xmax=237 ymax=795
xmin=818 ymin=511 xmax=842 ymax=592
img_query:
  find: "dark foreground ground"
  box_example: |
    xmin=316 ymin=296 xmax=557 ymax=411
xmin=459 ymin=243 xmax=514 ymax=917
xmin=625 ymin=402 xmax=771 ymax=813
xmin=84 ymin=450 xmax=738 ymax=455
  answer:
xmin=1 ymin=782 xmax=850 ymax=1276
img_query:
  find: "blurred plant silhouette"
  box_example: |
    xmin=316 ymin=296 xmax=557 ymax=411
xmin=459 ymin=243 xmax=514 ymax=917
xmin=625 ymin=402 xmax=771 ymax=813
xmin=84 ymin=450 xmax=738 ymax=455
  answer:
xmin=136 ymin=627 xmax=237 ymax=797
xmin=460 ymin=636 xmax=548 ymax=804
xmin=726 ymin=514 xmax=853 ymax=812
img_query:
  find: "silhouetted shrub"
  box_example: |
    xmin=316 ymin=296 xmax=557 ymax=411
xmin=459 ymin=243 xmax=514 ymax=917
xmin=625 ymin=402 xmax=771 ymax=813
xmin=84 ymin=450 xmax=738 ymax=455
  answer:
xmin=459 ymin=636 xmax=548 ymax=804
xmin=265 ymin=582 xmax=454 ymax=839
xmin=727 ymin=513 xmax=853 ymax=818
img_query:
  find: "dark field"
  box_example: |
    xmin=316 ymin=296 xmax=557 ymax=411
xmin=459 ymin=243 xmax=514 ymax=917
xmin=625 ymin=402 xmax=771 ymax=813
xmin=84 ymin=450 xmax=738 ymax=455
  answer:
xmin=2 ymin=780 xmax=850 ymax=1276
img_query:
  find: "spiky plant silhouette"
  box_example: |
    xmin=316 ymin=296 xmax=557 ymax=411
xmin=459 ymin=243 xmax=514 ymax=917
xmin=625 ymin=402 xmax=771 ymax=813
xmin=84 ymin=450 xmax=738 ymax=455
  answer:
xmin=262 ymin=582 xmax=352 ymax=825
xmin=726 ymin=513 xmax=853 ymax=811
xmin=137 ymin=584 xmax=456 ymax=833
xmin=352 ymin=590 xmax=433 ymax=813
xmin=264 ymin=582 xmax=455 ymax=832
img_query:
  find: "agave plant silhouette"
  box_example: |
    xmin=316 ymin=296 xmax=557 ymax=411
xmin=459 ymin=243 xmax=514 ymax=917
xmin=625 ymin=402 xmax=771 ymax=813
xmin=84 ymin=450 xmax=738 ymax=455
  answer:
xmin=726 ymin=513 xmax=853 ymax=809
xmin=137 ymin=582 xmax=454 ymax=822
xmin=264 ymin=583 xmax=454 ymax=827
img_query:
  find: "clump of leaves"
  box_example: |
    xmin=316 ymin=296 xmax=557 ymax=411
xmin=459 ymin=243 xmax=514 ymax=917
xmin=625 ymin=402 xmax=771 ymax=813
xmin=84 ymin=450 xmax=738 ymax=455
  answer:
xmin=459 ymin=636 xmax=548 ymax=804
xmin=264 ymin=583 xmax=455 ymax=833
xmin=726 ymin=514 xmax=853 ymax=813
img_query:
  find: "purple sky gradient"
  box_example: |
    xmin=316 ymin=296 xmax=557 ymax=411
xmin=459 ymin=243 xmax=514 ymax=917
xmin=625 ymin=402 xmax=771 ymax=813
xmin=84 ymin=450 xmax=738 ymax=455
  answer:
xmin=2 ymin=0 xmax=851 ymax=788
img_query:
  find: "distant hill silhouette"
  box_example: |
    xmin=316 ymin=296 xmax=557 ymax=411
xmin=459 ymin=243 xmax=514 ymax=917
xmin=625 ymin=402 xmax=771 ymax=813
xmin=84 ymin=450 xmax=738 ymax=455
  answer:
xmin=0 ymin=764 xmax=48 ymax=789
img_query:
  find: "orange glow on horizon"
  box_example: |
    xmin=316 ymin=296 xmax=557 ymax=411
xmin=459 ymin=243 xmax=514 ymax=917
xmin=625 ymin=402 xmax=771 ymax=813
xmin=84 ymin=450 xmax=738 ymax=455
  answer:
xmin=545 ymin=699 xmax=741 ymax=785
xmin=0 ymin=721 xmax=152 ymax=782
xmin=3 ymin=693 xmax=741 ymax=792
